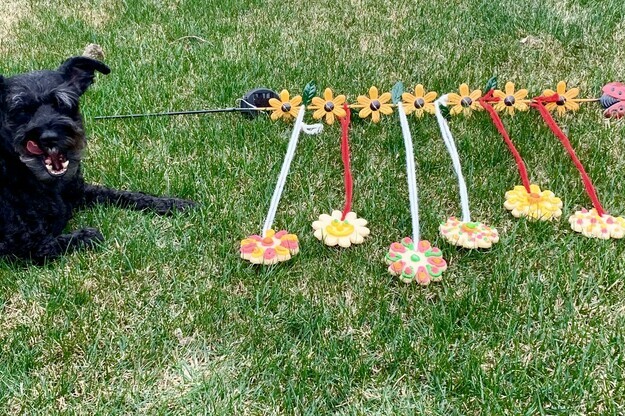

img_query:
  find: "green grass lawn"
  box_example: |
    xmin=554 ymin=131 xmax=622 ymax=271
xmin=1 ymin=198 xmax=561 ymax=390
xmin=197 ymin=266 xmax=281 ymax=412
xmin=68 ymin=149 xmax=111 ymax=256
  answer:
xmin=2 ymin=0 xmax=625 ymax=414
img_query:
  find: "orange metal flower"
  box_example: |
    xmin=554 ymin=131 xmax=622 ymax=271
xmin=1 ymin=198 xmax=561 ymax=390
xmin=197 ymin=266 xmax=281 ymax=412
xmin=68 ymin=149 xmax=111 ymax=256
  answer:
xmin=401 ymin=84 xmax=437 ymax=118
xmin=268 ymin=89 xmax=302 ymax=121
xmin=493 ymin=82 xmax=529 ymax=115
xmin=447 ymin=83 xmax=482 ymax=116
xmin=308 ymin=88 xmax=346 ymax=125
xmin=356 ymin=86 xmax=393 ymax=123
xmin=541 ymin=81 xmax=580 ymax=116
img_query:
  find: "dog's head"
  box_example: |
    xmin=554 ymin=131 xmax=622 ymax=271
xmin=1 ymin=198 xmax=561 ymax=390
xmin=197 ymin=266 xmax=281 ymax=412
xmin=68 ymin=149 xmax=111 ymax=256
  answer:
xmin=0 ymin=56 xmax=110 ymax=181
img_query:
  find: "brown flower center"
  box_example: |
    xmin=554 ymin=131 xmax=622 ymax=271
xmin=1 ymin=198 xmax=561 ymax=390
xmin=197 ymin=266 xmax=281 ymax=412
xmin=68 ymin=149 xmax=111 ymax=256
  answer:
xmin=281 ymin=103 xmax=292 ymax=112
xmin=370 ymin=100 xmax=381 ymax=111
xmin=324 ymin=102 xmax=335 ymax=112
xmin=414 ymin=98 xmax=425 ymax=109
xmin=460 ymin=97 xmax=473 ymax=107
xmin=556 ymin=95 xmax=566 ymax=106
xmin=504 ymin=95 xmax=516 ymax=106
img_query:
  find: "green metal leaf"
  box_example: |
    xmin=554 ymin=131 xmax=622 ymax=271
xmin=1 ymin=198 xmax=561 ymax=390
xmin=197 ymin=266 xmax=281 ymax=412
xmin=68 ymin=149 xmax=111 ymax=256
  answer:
xmin=439 ymin=104 xmax=451 ymax=121
xmin=484 ymin=76 xmax=498 ymax=92
xmin=391 ymin=81 xmax=404 ymax=104
xmin=302 ymin=81 xmax=317 ymax=106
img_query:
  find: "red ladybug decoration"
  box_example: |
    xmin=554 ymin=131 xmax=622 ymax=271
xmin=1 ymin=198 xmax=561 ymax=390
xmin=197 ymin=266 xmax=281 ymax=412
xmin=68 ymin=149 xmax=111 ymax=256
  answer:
xmin=600 ymin=82 xmax=625 ymax=119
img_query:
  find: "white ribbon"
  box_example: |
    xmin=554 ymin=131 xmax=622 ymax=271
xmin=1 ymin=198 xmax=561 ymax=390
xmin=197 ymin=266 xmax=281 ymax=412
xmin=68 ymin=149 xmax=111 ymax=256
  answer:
xmin=262 ymin=106 xmax=320 ymax=236
xmin=397 ymin=103 xmax=420 ymax=242
xmin=434 ymin=95 xmax=471 ymax=223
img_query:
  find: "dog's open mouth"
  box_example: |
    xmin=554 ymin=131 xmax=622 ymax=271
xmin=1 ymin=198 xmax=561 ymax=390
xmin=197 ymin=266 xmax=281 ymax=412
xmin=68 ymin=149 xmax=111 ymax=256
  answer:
xmin=25 ymin=140 xmax=69 ymax=176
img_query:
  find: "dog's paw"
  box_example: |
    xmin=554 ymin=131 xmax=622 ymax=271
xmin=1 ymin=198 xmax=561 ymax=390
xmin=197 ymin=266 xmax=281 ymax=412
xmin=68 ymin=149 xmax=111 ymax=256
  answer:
xmin=75 ymin=227 xmax=105 ymax=247
xmin=152 ymin=198 xmax=198 ymax=215
xmin=31 ymin=228 xmax=104 ymax=262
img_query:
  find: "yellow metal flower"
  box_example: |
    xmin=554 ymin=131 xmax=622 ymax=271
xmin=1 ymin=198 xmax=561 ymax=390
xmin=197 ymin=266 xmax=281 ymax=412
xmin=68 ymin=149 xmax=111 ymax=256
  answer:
xmin=447 ymin=83 xmax=482 ymax=116
xmin=356 ymin=86 xmax=393 ymax=122
xmin=504 ymin=184 xmax=563 ymax=221
xmin=308 ymin=88 xmax=346 ymax=125
xmin=401 ymin=84 xmax=437 ymax=118
xmin=268 ymin=89 xmax=302 ymax=121
xmin=493 ymin=82 xmax=529 ymax=115
xmin=542 ymin=81 xmax=580 ymax=116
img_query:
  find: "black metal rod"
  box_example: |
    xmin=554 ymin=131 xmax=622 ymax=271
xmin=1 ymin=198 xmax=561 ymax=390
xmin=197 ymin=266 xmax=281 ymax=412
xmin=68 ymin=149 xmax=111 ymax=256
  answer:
xmin=93 ymin=107 xmax=267 ymax=120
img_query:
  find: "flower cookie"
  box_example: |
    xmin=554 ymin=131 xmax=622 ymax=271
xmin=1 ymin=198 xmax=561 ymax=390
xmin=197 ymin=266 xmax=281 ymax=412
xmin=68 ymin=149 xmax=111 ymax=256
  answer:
xmin=312 ymin=210 xmax=369 ymax=247
xmin=385 ymin=238 xmax=447 ymax=285
xmin=240 ymin=229 xmax=299 ymax=265
xmin=440 ymin=217 xmax=499 ymax=249
xmin=504 ymin=184 xmax=563 ymax=221
xmin=569 ymin=208 xmax=625 ymax=239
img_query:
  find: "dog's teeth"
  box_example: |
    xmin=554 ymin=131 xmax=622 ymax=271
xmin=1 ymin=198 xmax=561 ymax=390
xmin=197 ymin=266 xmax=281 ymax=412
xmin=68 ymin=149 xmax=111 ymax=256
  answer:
xmin=45 ymin=158 xmax=52 ymax=165
xmin=62 ymin=161 xmax=69 ymax=169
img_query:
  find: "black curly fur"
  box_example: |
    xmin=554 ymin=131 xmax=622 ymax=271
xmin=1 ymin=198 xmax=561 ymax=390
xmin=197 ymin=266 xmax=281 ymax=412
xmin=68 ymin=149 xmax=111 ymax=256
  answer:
xmin=0 ymin=56 xmax=195 ymax=263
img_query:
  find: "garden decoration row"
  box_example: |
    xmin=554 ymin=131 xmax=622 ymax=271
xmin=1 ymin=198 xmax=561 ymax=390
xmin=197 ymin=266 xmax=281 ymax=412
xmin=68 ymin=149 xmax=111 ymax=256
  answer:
xmin=238 ymin=79 xmax=625 ymax=285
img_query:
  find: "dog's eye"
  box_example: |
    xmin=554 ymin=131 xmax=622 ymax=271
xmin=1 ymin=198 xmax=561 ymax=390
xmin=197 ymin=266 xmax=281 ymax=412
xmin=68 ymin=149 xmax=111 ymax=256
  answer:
xmin=9 ymin=103 xmax=37 ymax=118
xmin=53 ymin=100 xmax=74 ymax=112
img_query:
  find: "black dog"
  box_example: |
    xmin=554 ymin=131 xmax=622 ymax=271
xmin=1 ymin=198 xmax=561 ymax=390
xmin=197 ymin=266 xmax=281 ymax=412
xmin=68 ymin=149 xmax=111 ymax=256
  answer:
xmin=0 ymin=56 xmax=195 ymax=262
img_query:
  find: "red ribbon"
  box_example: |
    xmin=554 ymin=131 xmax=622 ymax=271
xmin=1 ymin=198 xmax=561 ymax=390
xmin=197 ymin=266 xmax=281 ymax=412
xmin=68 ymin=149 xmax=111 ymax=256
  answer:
xmin=479 ymin=90 xmax=532 ymax=193
xmin=530 ymin=95 xmax=605 ymax=216
xmin=339 ymin=103 xmax=353 ymax=220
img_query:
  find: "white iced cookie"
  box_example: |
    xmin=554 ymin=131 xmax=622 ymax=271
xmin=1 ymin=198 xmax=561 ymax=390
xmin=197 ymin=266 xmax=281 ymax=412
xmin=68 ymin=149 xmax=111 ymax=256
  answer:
xmin=312 ymin=210 xmax=370 ymax=247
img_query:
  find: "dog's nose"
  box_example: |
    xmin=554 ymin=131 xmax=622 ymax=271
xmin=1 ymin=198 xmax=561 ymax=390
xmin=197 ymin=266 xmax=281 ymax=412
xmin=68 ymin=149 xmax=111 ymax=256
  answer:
xmin=40 ymin=130 xmax=58 ymax=140
xmin=38 ymin=130 xmax=59 ymax=146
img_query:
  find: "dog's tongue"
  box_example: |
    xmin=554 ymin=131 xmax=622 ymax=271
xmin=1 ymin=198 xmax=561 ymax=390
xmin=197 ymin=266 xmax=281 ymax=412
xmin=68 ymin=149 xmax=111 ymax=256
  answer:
xmin=48 ymin=151 xmax=63 ymax=171
xmin=26 ymin=140 xmax=44 ymax=155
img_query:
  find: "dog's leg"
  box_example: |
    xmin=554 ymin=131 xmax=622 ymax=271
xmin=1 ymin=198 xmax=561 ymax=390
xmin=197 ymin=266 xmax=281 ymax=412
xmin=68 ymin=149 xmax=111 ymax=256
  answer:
xmin=83 ymin=184 xmax=196 ymax=215
xmin=31 ymin=228 xmax=104 ymax=262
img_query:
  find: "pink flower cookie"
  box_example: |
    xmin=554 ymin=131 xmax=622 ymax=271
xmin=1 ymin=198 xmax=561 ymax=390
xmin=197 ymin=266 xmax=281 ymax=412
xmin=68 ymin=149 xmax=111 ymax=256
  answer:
xmin=312 ymin=210 xmax=370 ymax=247
xmin=240 ymin=229 xmax=300 ymax=265
xmin=569 ymin=208 xmax=625 ymax=239
xmin=439 ymin=217 xmax=499 ymax=249
xmin=385 ymin=238 xmax=447 ymax=285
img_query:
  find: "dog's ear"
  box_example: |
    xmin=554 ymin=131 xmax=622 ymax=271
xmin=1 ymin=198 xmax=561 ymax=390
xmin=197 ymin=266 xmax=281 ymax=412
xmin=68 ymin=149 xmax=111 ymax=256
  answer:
xmin=58 ymin=56 xmax=110 ymax=94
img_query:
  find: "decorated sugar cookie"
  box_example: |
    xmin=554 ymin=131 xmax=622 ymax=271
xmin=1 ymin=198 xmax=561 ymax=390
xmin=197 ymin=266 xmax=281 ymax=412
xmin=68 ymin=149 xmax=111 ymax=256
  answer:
xmin=386 ymin=238 xmax=447 ymax=285
xmin=312 ymin=210 xmax=369 ymax=247
xmin=504 ymin=184 xmax=563 ymax=221
xmin=569 ymin=209 xmax=625 ymax=239
xmin=240 ymin=229 xmax=300 ymax=265
xmin=439 ymin=218 xmax=500 ymax=249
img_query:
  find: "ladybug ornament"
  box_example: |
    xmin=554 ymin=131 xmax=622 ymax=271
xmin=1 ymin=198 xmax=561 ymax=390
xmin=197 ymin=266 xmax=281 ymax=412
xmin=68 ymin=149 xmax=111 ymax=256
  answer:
xmin=600 ymin=82 xmax=625 ymax=119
